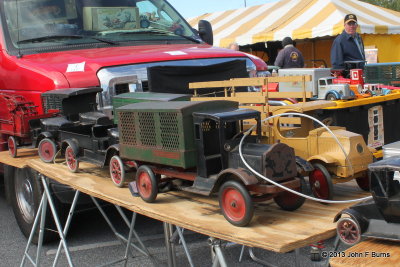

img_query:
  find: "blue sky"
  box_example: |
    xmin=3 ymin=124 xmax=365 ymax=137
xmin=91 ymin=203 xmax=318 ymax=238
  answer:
xmin=168 ymin=0 xmax=277 ymax=18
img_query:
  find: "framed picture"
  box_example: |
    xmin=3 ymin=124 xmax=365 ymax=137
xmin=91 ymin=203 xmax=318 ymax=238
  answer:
xmin=83 ymin=7 xmax=139 ymax=31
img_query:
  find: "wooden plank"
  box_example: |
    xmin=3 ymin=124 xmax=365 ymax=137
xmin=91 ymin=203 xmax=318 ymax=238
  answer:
xmin=0 ymin=150 xmax=370 ymax=253
xmin=0 ymin=148 xmax=38 ymax=168
xmin=189 ymin=76 xmax=312 ymax=89
xmin=330 ymin=239 xmax=400 ymax=267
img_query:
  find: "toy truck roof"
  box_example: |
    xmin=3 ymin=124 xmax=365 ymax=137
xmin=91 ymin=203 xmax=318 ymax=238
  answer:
xmin=369 ymin=156 xmax=400 ymax=171
xmin=116 ymin=100 xmax=239 ymax=114
xmin=41 ymin=87 xmax=102 ymax=97
xmin=113 ymin=92 xmax=191 ymax=102
xmin=193 ymin=107 xmax=260 ymax=122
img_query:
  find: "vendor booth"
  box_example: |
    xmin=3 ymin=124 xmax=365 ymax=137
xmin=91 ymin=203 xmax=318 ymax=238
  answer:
xmin=188 ymin=0 xmax=400 ymax=66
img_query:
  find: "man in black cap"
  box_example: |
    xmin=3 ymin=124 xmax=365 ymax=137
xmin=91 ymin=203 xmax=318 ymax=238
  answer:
xmin=331 ymin=14 xmax=365 ymax=70
xmin=274 ymin=37 xmax=304 ymax=68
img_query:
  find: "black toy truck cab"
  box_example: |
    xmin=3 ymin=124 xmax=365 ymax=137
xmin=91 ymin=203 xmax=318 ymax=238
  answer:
xmin=193 ymin=108 xmax=262 ymax=179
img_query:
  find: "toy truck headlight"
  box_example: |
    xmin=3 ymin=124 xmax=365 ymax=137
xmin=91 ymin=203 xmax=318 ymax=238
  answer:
xmin=356 ymin=143 xmax=364 ymax=153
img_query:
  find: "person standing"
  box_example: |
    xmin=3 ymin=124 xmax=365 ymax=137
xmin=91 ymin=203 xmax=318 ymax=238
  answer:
xmin=274 ymin=37 xmax=304 ymax=68
xmin=331 ymin=14 xmax=365 ymax=70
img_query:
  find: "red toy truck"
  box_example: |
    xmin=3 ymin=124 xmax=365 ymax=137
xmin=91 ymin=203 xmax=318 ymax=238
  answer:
xmin=0 ymin=0 xmax=267 ymax=242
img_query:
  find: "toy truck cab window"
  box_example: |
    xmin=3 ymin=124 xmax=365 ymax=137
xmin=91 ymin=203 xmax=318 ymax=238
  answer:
xmin=1 ymin=0 xmax=199 ymax=53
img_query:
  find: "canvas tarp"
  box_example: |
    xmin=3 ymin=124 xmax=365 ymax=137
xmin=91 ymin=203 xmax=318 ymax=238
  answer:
xmin=188 ymin=0 xmax=400 ymax=64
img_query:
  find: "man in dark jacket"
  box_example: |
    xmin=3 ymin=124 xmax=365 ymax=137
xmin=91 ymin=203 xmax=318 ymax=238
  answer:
xmin=331 ymin=14 xmax=365 ymax=70
xmin=274 ymin=37 xmax=304 ymax=68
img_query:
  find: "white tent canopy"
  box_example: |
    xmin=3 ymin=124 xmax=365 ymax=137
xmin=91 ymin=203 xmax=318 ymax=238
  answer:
xmin=187 ymin=0 xmax=400 ymax=48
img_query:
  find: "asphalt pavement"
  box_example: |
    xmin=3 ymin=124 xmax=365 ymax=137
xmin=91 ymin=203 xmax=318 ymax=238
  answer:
xmin=0 ymin=179 xmax=348 ymax=267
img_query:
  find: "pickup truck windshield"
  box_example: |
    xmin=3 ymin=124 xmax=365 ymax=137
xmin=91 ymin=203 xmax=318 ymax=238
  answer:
xmin=2 ymin=0 xmax=199 ymax=50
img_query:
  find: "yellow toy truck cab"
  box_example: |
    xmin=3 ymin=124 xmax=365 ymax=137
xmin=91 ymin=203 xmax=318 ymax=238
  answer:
xmin=269 ymin=101 xmax=375 ymax=200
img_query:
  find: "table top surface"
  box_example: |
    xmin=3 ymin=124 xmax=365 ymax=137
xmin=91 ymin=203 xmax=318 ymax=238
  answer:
xmin=1 ymin=149 xmax=370 ymax=253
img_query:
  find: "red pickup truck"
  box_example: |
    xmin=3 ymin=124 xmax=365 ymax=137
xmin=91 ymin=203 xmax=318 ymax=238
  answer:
xmin=0 ymin=0 xmax=267 ymax=242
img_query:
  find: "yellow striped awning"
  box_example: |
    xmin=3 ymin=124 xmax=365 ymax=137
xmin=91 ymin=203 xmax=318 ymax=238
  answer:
xmin=187 ymin=0 xmax=400 ymax=48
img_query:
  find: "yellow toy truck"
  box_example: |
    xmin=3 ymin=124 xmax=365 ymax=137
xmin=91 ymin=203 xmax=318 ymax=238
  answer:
xmin=190 ymin=77 xmax=375 ymax=200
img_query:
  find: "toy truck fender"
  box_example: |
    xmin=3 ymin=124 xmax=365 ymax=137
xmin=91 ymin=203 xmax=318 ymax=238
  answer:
xmin=307 ymin=153 xmax=338 ymax=165
xmin=295 ymin=156 xmax=314 ymax=173
xmin=61 ymin=138 xmax=79 ymax=156
xmin=216 ymin=167 xmax=259 ymax=190
xmin=105 ymin=144 xmax=120 ymax=166
xmin=333 ymin=208 xmax=368 ymax=231
xmin=35 ymin=131 xmax=54 ymax=147
xmin=318 ymin=79 xmax=354 ymax=100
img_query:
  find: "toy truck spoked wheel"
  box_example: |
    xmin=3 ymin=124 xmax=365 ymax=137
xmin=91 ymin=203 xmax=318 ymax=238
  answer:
xmin=65 ymin=146 xmax=79 ymax=173
xmin=336 ymin=217 xmax=362 ymax=245
xmin=309 ymin=163 xmax=334 ymax=200
xmin=38 ymin=138 xmax=57 ymax=163
xmin=109 ymin=155 xmax=125 ymax=188
xmin=218 ymin=181 xmax=254 ymax=227
xmin=135 ymin=165 xmax=158 ymax=203
xmin=273 ymin=177 xmax=306 ymax=211
xmin=8 ymin=136 xmax=17 ymax=157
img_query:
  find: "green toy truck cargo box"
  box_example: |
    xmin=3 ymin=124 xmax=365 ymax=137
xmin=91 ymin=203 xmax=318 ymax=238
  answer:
xmin=116 ymin=100 xmax=238 ymax=168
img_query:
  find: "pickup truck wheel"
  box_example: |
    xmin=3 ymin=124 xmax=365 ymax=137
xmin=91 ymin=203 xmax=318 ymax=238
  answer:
xmin=136 ymin=165 xmax=158 ymax=203
xmin=9 ymin=167 xmax=60 ymax=243
xmin=109 ymin=155 xmax=125 ymax=188
xmin=336 ymin=217 xmax=362 ymax=245
xmin=219 ymin=181 xmax=253 ymax=227
xmin=38 ymin=138 xmax=56 ymax=163
xmin=326 ymin=93 xmax=338 ymax=101
xmin=65 ymin=145 xmax=79 ymax=173
xmin=8 ymin=136 xmax=17 ymax=158
xmin=274 ymin=177 xmax=306 ymax=211
xmin=309 ymin=163 xmax=334 ymax=200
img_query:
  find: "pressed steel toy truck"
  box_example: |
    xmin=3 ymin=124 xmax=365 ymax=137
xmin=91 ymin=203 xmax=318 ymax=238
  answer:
xmin=270 ymin=102 xmax=374 ymax=200
xmin=189 ymin=77 xmax=375 ymax=200
xmin=334 ymin=156 xmax=400 ymax=245
xmin=114 ymin=100 xmax=305 ymax=226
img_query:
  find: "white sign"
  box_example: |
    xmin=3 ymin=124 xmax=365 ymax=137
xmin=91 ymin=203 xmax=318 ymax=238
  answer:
xmin=67 ymin=62 xmax=86 ymax=72
xmin=164 ymin=51 xmax=187 ymax=55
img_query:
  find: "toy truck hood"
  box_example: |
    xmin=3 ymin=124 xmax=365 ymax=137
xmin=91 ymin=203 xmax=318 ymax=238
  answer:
xmin=20 ymin=44 xmax=262 ymax=88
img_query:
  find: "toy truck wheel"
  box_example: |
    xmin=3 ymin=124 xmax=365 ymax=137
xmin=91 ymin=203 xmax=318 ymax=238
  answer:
xmin=65 ymin=145 xmax=79 ymax=173
xmin=336 ymin=217 xmax=362 ymax=245
xmin=356 ymin=176 xmax=370 ymax=191
xmin=109 ymin=155 xmax=126 ymax=188
xmin=8 ymin=136 xmax=17 ymax=157
xmin=136 ymin=165 xmax=158 ymax=203
xmin=326 ymin=93 xmax=338 ymax=101
xmin=309 ymin=163 xmax=334 ymax=200
xmin=273 ymin=177 xmax=306 ymax=211
xmin=219 ymin=181 xmax=254 ymax=227
xmin=38 ymin=138 xmax=57 ymax=163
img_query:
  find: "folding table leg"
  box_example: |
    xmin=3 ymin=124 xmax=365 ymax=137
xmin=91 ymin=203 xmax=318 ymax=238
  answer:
xmin=209 ymin=237 xmax=228 ymax=267
xmin=53 ymin=190 xmax=81 ymax=266
xmin=164 ymin=222 xmax=177 ymax=267
xmin=20 ymin=174 xmax=74 ymax=267
xmin=90 ymin=196 xmax=157 ymax=266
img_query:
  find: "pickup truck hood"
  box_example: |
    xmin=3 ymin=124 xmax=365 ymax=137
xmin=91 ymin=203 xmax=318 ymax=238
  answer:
xmin=20 ymin=44 xmax=251 ymax=88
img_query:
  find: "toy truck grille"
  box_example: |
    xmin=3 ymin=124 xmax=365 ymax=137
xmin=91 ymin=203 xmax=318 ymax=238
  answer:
xmin=117 ymin=100 xmax=238 ymax=169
